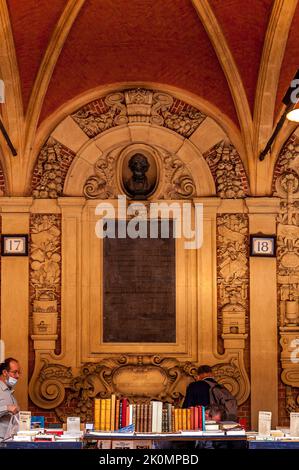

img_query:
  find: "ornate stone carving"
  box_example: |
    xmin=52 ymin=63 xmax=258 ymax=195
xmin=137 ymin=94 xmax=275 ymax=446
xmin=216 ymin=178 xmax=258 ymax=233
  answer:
xmin=29 ymin=360 xmax=73 ymax=410
xmin=161 ymin=151 xmax=195 ymax=199
xmin=30 ymin=214 xmax=61 ymax=343
xmin=71 ymin=89 xmax=204 ymax=138
xmin=212 ymin=359 xmax=248 ymax=404
xmin=274 ymin=133 xmax=299 ymax=393
xmin=32 ymin=138 xmax=76 ymax=198
xmin=29 ymin=355 xmax=248 ymax=422
xmin=125 ymin=89 xmax=153 ymax=123
xmin=160 ymin=101 xmax=205 ymax=137
xmin=204 ymin=141 xmax=248 ymax=198
xmin=84 ymin=145 xmax=196 ymax=200
xmin=71 ymin=92 xmax=127 ymax=138
xmin=84 ymin=153 xmax=116 ymax=199
xmin=217 ymin=214 xmax=249 ymax=350
xmin=286 ymin=385 xmax=299 ymax=412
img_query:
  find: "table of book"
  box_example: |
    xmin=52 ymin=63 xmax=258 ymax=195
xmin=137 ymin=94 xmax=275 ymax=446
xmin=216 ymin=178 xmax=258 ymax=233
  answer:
xmin=84 ymin=430 xmax=247 ymax=448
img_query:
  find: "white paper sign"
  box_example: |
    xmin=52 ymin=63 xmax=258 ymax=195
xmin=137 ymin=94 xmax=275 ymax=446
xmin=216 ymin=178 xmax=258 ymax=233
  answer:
xmin=290 ymin=412 xmax=299 ymax=437
xmin=19 ymin=411 xmax=31 ymax=431
xmin=67 ymin=416 xmax=81 ymax=433
xmin=258 ymin=411 xmax=272 ymax=436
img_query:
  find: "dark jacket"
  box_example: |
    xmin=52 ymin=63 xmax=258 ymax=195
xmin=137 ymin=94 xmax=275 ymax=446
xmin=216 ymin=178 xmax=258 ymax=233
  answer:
xmin=182 ymin=377 xmax=218 ymax=408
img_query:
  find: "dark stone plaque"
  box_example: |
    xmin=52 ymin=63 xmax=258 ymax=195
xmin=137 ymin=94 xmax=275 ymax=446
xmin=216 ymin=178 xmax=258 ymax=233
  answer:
xmin=103 ymin=221 xmax=176 ymax=342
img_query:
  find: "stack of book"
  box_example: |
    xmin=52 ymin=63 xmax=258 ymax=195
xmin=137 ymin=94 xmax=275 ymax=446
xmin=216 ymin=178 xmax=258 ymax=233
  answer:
xmin=94 ymin=395 xmax=206 ymax=432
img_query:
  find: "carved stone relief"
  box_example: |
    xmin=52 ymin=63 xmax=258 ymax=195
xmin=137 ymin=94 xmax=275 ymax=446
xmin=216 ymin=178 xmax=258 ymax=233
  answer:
xmin=29 ymin=355 xmax=246 ymax=422
xmin=32 ymin=137 xmax=76 ymax=198
xmin=71 ymin=89 xmax=205 ymax=139
xmin=204 ymin=140 xmax=249 ymax=198
xmin=29 ymin=214 xmax=61 ymax=346
xmin=273 ymin=135 xmax=299 ymax=409
xmin=84 ymin=145 xmax=196 ymax=200
xmin=217 ymin=214 xmax=249 ymax=351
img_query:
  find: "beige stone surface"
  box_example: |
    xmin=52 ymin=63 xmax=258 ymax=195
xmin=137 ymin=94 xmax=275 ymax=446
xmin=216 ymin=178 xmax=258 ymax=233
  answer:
xmin=51 ymin=115 xmax=89 ymax=153
xmin=190 ymin=117 xmax=226 ymax=154
xmin=246 ymin=198 xmax=280 ymax=428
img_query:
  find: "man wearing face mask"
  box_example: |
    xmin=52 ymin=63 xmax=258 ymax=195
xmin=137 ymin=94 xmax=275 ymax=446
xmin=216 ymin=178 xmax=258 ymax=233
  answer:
xmin=0 ymin=357 xmax=20 ymax=440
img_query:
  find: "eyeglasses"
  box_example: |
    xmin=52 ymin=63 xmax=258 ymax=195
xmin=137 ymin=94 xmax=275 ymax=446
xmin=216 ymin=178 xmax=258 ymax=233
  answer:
xmin=8 ymin=370 xmax=21 ymax=376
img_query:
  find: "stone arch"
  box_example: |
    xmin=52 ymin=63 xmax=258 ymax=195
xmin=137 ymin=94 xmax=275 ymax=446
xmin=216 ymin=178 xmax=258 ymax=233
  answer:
xmin=30 ymin=86 xmax=249 ymax=199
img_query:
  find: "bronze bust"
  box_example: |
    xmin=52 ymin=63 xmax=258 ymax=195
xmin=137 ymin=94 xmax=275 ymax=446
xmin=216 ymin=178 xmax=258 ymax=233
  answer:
xmin=124 ymin=153 xmax=154 ymax=198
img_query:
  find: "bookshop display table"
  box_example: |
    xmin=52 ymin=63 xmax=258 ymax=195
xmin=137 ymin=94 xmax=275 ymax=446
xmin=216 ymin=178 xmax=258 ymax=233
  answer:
xmin=248 ymin=439 xmax=299 ymax=449
xmin=84 ymin=431 xmax=247 ymax=448
xmin=0 ymin=441 xmax=83 ymax=449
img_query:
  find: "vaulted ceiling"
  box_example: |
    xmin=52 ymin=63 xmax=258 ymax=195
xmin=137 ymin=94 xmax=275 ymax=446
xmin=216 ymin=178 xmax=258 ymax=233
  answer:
xmin=0 ymin=0 xmax=298 ymax=195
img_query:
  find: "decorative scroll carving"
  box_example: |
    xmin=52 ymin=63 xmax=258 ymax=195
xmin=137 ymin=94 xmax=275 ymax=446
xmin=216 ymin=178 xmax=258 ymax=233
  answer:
xmin=32 ymin=138 xmax=76 ymax=198
xmin=274 ymin=134 xmax=299 ymax=391
xmin=30 ymin=214 xmax=61 ymax=342
xmin=84 ymin=145 xmax=196 ymax=200
xmin=212 ymin=358 xmax=248 ymax=404
xmin=29 ymin=360 xmax=73 ymax=410
xmin=217 ymin=214 xmax=249 ymax=350
xmin=204 ymin=141 xmax=248 ymax=198
xmin=29 ymin=355 xmax=248 ymax=422
xmin=161 ymin=151 xmax=195 ymax=199
xmin=83 ymin=153 xmax=116 ymax=199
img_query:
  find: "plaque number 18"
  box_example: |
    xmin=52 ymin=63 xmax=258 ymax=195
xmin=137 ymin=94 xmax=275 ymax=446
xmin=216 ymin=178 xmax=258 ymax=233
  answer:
xmin=256 ymin=240 xmax=270 ymax=252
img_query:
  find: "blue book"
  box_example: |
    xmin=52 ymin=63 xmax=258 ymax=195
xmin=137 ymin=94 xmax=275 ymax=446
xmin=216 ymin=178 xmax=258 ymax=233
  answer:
xmin=115 ymin=424 xmax=135 ymax=433
xmin=202 ymin=406 xmax=205 ymax=431
xmin=31 ymin=416 xmax=45 ymax=429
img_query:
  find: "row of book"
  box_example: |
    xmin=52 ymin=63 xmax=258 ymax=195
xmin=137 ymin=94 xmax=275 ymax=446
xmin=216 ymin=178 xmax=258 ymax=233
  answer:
xmin=94 ymin=396 xmax=206 ymax=432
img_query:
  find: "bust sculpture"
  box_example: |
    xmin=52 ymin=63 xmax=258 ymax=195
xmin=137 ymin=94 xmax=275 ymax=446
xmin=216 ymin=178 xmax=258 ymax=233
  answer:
xmin=124 ymin=153 xmax=154 ymax=198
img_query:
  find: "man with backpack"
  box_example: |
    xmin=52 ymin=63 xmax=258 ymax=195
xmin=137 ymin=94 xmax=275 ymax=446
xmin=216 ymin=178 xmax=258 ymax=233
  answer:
xmin=182 ymin=364 xmax=238 ymax=422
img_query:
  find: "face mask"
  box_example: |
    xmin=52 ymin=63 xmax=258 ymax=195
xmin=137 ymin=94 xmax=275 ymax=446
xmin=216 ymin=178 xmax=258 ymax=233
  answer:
xmin=6 ymin=376 xmax=18 ymax=388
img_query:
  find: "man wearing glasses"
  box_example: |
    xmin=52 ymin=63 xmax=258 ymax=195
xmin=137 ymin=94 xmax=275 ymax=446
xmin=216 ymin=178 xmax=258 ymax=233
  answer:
xmin=0 ymin=357 xmax=20 ymax=440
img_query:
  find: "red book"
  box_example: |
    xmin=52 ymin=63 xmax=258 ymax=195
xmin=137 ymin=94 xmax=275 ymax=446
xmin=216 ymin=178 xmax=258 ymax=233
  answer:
xmin=121 ymin=398 xmax=128 ymax=428
xmin=199 ymin=406 xmax=202 ymax=430
xmin=194 ymin=406 xmax=199 ymax=430
xmin=190 ymin=407 xmax=195 ymax=430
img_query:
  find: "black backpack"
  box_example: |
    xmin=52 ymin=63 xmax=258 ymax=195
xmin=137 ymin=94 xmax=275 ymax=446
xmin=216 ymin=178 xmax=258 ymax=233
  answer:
xmin=204 ymin=379 xmax=238 ymax=421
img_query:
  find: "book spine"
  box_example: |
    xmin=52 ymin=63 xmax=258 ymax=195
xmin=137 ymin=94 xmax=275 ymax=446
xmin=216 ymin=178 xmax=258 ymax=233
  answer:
xmin=115 ymin=399 xmax=120 ymax=431
xmin=187 ymin=408 xmax=191 ymax=430
xmin=121 ymin=398 xmax=127 ymax=428
xmin=110 ymin=394 xmax=116 ymax=432
xmin=136 ymin=403 xmax=140 ymax=433
xmin=100 ymin=399 xmax=106 ymax=431
xmin=119 ymin=400 xmax=123 ymax=430
xmin=106 ymin=398 xmax=111 ymax=431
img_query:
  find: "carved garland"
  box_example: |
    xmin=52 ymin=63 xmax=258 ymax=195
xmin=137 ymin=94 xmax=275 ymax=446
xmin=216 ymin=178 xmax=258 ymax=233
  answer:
xmin=273 ymin=134 xmax=299 ymax=411
xmin=29 ymin=214 xmax=61 ymax=345
xmin=216 ymin=214 xmax=249 ymax=353
xmin=32 ymin=137 xmax=76 ymax=198
xmin=204 ymin=140 xmax=249 ymax=198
